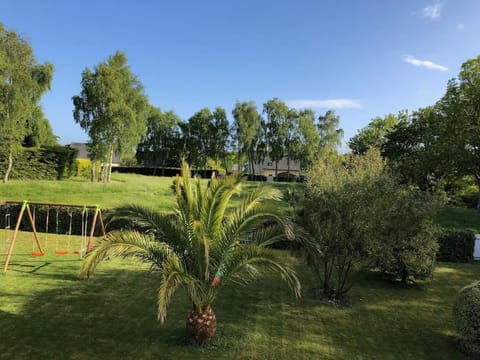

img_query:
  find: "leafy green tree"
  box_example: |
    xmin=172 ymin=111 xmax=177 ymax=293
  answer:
xmin=183 ymin=108 xmax=213 ymax=174
xmin=209 ymin=107 xmax=231 ymax=170
xmin=263 ymin=98 xmax=289 ymax=176
xmin=80 ymin=162 xmax=300 ymax=345
xmin=301 ymin=150 xmax=385 ymax=298
xmin=136 ymin=107 xmax=182 ymax=173
xmin=348 ymin=114 xmax=397 ymax=155
xmin=23 ymin=105 xmax=59 ymax=147
xmin=382 ymin=109 xmax=440 ymax=190
xmin=0 ymin=23 xmax=54 ymax=182
xmin=297 ymin=109 xmax=321 ymax=170
xmin=72 ymin=51 xmax=149 ymax=182
xmin=317 ymin=110 xmax=344 ymax=156
xmin=232 ymin=101 xmax=261 ymax=174
xmin=433 ymin=55 xmax=480 ymax=206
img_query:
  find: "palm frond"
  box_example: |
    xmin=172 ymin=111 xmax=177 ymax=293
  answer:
xmin=79 ymin=230 xmax=174 ymax=279
xmin=157 ymin=255 xmax=205 ymax=323
xmin=214 ymin=244 xmax=301 ymax=298
xmin=200 ymin=172 xmax=243 ymax=239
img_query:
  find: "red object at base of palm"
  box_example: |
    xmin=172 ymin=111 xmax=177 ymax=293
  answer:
xmin=211 ymin=276 xmax=221 ymax=287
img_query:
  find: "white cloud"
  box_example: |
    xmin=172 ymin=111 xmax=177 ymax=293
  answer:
xmin=423 ymin=3 xmax=443 ymax=19
xmin=286 ymin=99 xmax=362 ymax=109
xmin=404 ymin=55 xmax=448 ymax=71
xmin=457 ymin=23 xmax=465 ymax=31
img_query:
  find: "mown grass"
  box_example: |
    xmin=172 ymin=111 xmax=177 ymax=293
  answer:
xmin=0 ymin=173 xmax=177 ymax=211
xmin=1 ymin=174 xmax=480 ymax=359
xmin=1 ymin=236 xmax=479 ymax=359
xmin=434 ymin=206 xmax=480 ymax=232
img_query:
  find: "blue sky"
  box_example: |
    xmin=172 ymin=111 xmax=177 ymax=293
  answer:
xmin=1 ymin=0 xmax=479 ymax=148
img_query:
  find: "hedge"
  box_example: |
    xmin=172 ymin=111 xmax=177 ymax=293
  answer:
xmin=0 ymin=146 xmax=78 ymax=180
xmin=436 ymin=229 xmax=475 ymax=262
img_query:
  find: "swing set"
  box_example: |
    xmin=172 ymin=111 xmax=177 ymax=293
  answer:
xmin=2 ymin=200 xmax=106 ymax=273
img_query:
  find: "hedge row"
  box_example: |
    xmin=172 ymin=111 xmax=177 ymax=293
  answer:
xmin=0 ymin=146 xmax=78 ymax=180
xmin=437 ymin=229 xmax=476 ymax=262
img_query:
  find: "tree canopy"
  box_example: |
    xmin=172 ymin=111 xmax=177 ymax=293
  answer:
xmin=0 ymin=23 xmax=54 ymax=182
xmin=72 ymin=51 xmax=149 ymax=182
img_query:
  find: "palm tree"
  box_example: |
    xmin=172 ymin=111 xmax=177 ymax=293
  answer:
xmin=79 ymin=161 xmax=301 ymax=345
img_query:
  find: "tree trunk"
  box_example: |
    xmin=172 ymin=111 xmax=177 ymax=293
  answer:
xmin=287 ymin=155 xmax=291 ymax=182
xmin=475 ymin=175 xmax=480 ymax=209
xmin=90 ymin=161 xmax=96 ymax=182
xmin=186 ymin=307 xmax=216 ymax=345
xmin=3 ymin=152 xmax=13 ymax=183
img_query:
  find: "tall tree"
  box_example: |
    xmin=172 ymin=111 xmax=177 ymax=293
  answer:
xmin=0 ymin=23 xmax=54 ymax=182
xmin=382 ymin=109 xmax=440 ymax=190
xmin=136 ymin=107 xmax=182 ymax=173
xmin=434 ymin=55 xmax=480 ymax=206
xmin=72 ymin=51 xmax=149 ymax=182
xmin=317 ymin=110 xmax=344 ymax=156
xmin=209 ymin=107 xmax=231 ymax=170
xmin=232 ymin=101 xmax=261 ymax=174
xmin=297 ymin=109 xmax=321 ymax=170
xmin=23 ymin=105 xmax=59 ymax=147
xmin=184 ymin=108 xmax=213 ymax=174
xmin=348 ymin=114 xmax=397 ymax=155
xmin=263 ymin=98 xmax=289 ymax=176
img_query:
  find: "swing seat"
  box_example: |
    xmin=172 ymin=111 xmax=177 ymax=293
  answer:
xmin=55 ymin=250 xmax=69 ymax=255
xmin=32 ymin=251 xmax=45 ymax=257
xmin=73 ymin=250 xmax=82 ymax=255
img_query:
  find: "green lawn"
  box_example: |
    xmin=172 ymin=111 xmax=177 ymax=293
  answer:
xmin=1 ymin=235 xmax=479 ymax=359
xmin=434 ymin=206 xmax=480 ymax=232
xmin=1 ymin=174 xmax=480 ymax=359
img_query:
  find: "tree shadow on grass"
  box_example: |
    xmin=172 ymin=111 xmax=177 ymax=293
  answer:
xmin=0 ymin=267 xmax=312 ymax=360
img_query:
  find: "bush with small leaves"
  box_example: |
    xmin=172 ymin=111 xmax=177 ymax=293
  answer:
xmin=453 ymin=280 xmax=480 ymax=356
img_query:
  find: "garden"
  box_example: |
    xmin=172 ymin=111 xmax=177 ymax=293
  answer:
xmin=1 ymin=167 xmax=479 ymax=360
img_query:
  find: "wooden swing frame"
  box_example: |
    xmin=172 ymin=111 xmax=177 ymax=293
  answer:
xmin=2 ymin=201 xmax=106 ymax=273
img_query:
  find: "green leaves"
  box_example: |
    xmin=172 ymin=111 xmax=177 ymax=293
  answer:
xmin=81 ymin=162 xmax=301 ymax=323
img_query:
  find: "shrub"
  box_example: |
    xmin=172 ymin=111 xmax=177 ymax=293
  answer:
xmin=301 ymin=150 xmax=388 ymax=298
xmin=375 ymin=188 xmax=439 ymax=283
xmin=76 ymin=159 xmax=92 ymax=179
xmin=437 ymin=229 xmax=475 ymax=262
xmin=453 ymin=281 xmax=480 ymax=356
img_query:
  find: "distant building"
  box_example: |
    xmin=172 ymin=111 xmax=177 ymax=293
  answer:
xmin=251 ymin=157 xmax=301 ymax=179
xmin=69 ymin=142 xmax=121 ymax=166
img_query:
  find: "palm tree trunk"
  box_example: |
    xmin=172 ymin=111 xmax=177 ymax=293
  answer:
xmin=186 ymin=307 xmax=216 ymax=345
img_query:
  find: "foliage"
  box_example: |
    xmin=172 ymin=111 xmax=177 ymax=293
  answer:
xmin=453 ymin=280 xmax=480 ymax=356
xmin=297 ymin=109 xmax=321 ymax=169
xmin=436 ymin=229 xmax=475 ymax=263
xmin=76 ymin=158 xmax=92 ymax=179
xmin=0 ymin=23 xmax=54 ymax=182
xmin=0 ymin=145 xmax=77 ymax=180
xmin=72 ymin=51 xmax=149 ymax=182
xmin=348 ymin=113 xmax=397 ymax=155
xmin=263 ymin=98 xmax=289 ymax=175
xmin=23 ymin=105 xmax=59 ymax=147
xmin=375 ymin=187 xmax=439 ymax=283
xmin=135 ymin=107 xmax=182 ymax=169
xmin=80 ymin=162 xmax=300 ymax=344
xmin=301 ymin=149 xmax=387 ymax=298
xmin=317 ymin=110 xmax=344 ymax=156
xmin=232 ymin=101 xmax=262 ymax=174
